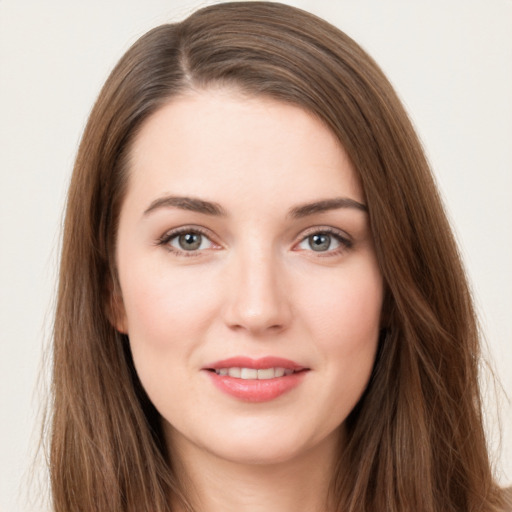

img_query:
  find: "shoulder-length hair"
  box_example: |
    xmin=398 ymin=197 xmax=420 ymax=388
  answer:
xmin=49 ymin=2 xmax=506 ymax=511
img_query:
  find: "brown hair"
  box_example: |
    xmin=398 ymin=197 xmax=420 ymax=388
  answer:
xmin=49 ymin=2 xmax=507 ymax=511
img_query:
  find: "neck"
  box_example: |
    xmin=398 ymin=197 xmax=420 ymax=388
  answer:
xmin=168 ymin=431 xmax=340 ymax=512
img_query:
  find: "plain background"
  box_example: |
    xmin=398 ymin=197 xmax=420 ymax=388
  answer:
xmin=1 ymin=1 xmax=511 ymax=510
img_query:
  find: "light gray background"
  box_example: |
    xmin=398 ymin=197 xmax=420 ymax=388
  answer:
xmin=1 ymin=1 xmax=511 ymax=510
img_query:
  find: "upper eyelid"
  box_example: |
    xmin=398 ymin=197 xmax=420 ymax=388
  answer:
xmin=157 ymin=226 xmax=220 ymax=257
xmin=159 ymin=225 xmax=216 ymax=242
xmin=296 ymin=225 xmax=352 ymax=241
xmin=293 ymin=226 xmax=353 ymax=253
xmin=156 ymin=224 xmax=352 ymax=249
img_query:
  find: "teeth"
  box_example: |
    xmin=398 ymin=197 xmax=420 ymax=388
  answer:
xmin=241 ymin=368 xmax=258 ymax=379
xmin=274 ymin=367 xmax=285 ymax=378
xmin=228 ymin=367 xmax=241 ymax=378
xmin=215 ymin=367 xmax=293 ymax=379
xmin=257 ymin=368 xmax=275 ymax=380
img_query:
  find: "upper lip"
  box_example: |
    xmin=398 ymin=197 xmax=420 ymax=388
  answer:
xmin=204 ymin=356 xmax=308 ymax=371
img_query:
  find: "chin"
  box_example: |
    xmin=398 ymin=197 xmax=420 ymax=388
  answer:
xmin=208 ymin=442 xmax=307 ymax=466
xmin=194 ymin=424 xmax=338 ymax=468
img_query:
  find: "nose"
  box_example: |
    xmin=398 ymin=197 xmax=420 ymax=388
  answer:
xmin=222 ymin=246 xmax=292 ymax=336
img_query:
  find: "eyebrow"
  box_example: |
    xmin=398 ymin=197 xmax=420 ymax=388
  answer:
xmin=143 ymin=196 xmax=227 ymax=217
xmin=142 ymin=195 xmax=367 ymax=218
xmin=288 ymin=197 xmax=367 ymax=218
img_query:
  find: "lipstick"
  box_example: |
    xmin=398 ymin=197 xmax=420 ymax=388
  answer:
xmin=203 ymin=356 xmax=309 ymax=402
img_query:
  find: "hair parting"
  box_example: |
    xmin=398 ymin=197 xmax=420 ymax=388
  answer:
xmin=47 ymin=3 xmax=508 ymax=511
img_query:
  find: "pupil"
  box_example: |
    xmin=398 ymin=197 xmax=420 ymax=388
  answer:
xmin=179 ymin=233 xmax=201 ymax=250
xmin=309 ymin=234 xmax=330 ymax=251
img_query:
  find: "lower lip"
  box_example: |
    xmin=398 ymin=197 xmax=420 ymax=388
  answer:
xmin=206 ymin=371 xmax=308 ymax=402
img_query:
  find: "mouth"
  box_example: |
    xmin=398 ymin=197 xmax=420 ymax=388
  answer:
xmin=206 ymin=367 xmax=305 ymax=379
xmin=203 ymin=356 xmax=310 ymax=402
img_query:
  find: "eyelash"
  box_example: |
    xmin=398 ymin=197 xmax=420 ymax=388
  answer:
xmin=295 ymin=227 xmax=353 ymax=257
xmin=156 ymin=226 xmax=218 ymax=257
xmin=156 ymin=226 xmax=353 ymax=257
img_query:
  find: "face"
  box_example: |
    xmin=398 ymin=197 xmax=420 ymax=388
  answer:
xmin=114 ymin=89 xmax=383 ymax=467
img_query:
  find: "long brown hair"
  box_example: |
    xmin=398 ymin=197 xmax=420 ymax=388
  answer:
xmin=49 ymin=2 xmax=507 ymax=511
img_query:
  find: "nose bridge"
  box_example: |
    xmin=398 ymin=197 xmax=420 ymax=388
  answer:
xmin=224 ymin=239 xmax=291 ymax=334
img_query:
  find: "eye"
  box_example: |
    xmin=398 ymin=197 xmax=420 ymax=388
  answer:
xmin=172 ymin=232 xmax=208 ymax=251
xmin=158 ymin=227 xmax=217 ymax=255
xmin=295 ymin=228 xmax=352 ymax=254
xmin=301 ymin=233 xmax=338 ymax=252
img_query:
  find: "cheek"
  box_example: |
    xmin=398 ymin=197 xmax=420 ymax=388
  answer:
xmin=299 ymin=262 xmax=383 ymax=401
xmin=116 ymin=262 xmax=222 ymax=417
xmin=119 ymin=262 xmax=222 ymax=351
xmin=302 ymin=262 xmax=383 ymax=347
xmin=118 ymin=266 xmax=222 ymax=414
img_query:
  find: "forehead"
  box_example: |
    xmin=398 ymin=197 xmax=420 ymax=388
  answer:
xmin=126 ymin=88 xmax=363 ymax=211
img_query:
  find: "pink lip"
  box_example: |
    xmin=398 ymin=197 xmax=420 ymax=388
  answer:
xmin=205 ymin=356 xmax=306 ymax=371
xmin=203 ymin=356 xmax=309 ymax=403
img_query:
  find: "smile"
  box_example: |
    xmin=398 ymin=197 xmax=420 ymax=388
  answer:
xmin=212 ymin=367 xmax=296 ymax=379
xmin=204 ymin=357 xmax=310 ymax=402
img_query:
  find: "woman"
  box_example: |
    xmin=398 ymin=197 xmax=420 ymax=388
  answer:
xmin=48 ymin=2 xmax=510 ymax=511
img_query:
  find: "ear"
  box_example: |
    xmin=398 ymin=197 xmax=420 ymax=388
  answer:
xmin=106 ymin=278 xmax=128 ymax=334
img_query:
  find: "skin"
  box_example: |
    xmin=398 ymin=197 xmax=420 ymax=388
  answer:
xmin=114 ymin=88 xmax=384 ymax=512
